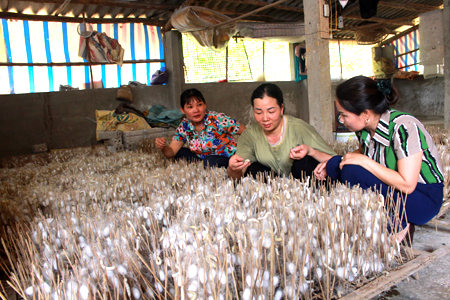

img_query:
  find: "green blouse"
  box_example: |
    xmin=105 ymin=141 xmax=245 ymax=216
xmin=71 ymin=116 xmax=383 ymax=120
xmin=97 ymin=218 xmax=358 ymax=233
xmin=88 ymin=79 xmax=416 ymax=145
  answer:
xmin=236 ymin=115 xmax=336 ymax=175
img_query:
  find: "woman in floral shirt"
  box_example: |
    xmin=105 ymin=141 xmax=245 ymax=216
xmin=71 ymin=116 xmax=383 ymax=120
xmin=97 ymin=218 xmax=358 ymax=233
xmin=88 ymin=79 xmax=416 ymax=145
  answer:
xmin=155 ymin=88 xmax=246 ymax=168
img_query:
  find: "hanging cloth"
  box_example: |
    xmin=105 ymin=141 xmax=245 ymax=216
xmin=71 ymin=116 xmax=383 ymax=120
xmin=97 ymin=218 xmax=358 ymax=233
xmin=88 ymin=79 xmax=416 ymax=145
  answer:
xmin=78 ymin=31 xmax=125 ymax=67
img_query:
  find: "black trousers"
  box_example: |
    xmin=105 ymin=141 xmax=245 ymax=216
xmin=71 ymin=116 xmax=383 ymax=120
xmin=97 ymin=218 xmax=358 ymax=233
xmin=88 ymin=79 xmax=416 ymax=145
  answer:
xmin=244 ymin=156 xmax=319 ymax=180
xmin=175 ymin=147 xmax=230 ymax=168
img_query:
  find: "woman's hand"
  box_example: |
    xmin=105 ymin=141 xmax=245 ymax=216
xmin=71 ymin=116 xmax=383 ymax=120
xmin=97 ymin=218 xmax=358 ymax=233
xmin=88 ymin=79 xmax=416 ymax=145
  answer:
xmin=155 ymin=137 xmax=166 ymax=150
xmin=227 ymin=155 xmax=252 ymax=180
xmin=289 ymin=144 xmax=311 ymax=160
xmin=314 ymin=160 xmax=329 ymax=180
xmin=228 ymin=154 xmax=251 ymax=171
xmin=339 ymin=152 xmax=370 ymax=169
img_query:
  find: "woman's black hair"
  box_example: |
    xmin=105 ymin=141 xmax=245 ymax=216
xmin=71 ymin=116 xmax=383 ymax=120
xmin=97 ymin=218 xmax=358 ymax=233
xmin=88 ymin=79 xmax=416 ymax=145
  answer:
xmin=251 ymin=83 xmax=284 ymax=108
xmin=336 ymin=76 xmax=399 ymax=115
xmin=180 ymin=88 xmax=206 ymax=108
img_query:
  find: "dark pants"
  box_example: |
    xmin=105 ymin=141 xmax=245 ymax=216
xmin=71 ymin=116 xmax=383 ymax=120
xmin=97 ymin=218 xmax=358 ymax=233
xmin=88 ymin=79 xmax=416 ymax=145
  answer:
xmin=326 ymin=155 xmax=443 ymax=227
xmin=175 ymin=147 xmax=230 ymax=168
xmin=244 ymin=156 xmax=320 ymax=181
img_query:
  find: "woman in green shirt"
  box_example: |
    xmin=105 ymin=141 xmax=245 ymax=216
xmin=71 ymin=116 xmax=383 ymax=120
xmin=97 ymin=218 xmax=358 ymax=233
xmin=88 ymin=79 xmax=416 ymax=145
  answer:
xmin=227 ymin=83 xmax=336 ymax=180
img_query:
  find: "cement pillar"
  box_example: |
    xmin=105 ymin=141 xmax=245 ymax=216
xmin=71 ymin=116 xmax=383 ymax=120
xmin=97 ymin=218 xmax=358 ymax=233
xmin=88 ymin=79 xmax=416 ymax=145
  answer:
xmin=444 ymin=0 xmax=450 ymax=129
xmin=304 ymin=0 xmax=334 ymax=141
xmin=163 ymin=30 xmax=184 ymax=108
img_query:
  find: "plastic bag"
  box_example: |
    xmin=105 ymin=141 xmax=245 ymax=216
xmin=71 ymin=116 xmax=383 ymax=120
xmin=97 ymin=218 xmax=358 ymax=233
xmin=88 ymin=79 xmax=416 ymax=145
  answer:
xmin=170 ymin=6 xmax=236 ymax=52
xmin=151 ymin=69 xmax=168 ymax=85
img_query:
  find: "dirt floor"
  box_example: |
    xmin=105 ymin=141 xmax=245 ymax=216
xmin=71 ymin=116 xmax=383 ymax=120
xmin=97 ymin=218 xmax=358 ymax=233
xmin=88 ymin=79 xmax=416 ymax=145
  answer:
xmin=371 ymin=209 xmax=450 ymax=300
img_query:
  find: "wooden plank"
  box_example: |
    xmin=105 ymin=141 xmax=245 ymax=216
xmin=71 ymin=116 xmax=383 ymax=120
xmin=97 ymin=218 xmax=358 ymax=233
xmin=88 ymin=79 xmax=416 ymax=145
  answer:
xmin=344 ymin=15 xmax=415 ymax=26
xmin=0 ymin=59 xmax=164 ymax=68
xmin=318 ymin=0 xmax=329 ymax=39
xmin=341 ymin=245 xmax=450 ymax=300
xmin=379 ymin=0 xmax=442 ymax=13
xmin=0 ymin=12 xmax=165 ymax=26
xmin=379 ymin=25 xmax=419 ymax=46
xmin=13 ymin=0 xmax=173 ymax=11
xmin=435 ymin=200 xmax=450 ymax=219
xmin=209 ymin=0 xmax=290 ymax=30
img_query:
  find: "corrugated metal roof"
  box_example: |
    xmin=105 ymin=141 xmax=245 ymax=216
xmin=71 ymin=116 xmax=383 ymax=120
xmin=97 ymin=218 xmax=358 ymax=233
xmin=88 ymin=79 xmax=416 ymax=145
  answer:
xmin=0 ymin=0 xmax=444 ymax=42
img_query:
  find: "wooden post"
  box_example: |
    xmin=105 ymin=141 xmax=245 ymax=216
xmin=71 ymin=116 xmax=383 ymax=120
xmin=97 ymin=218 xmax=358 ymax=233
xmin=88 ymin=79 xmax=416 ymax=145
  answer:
xmin=86 ymin=37 xmax=94 ymax=89
xmin=82 ymin=13 xmax=94 ymax=89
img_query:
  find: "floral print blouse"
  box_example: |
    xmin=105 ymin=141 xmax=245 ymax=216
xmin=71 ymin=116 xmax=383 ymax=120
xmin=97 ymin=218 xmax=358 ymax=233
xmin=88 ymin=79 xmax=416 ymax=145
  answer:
xmin=173 ymin=110 xmax=241 ymax=159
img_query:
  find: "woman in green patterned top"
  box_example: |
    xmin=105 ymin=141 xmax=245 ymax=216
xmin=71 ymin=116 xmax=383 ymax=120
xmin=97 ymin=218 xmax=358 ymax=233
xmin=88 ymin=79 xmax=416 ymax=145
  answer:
xmin=314 ymin=76 xmax=444 ymax=244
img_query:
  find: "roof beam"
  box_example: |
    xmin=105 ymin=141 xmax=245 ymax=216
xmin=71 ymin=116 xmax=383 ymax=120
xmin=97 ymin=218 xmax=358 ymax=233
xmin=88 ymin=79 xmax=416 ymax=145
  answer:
xmin=12 ymin=0 xmax=174 ymax=11
xmin=378 ymin=0 xmax=441 ymax=13
xmin=378 ymin=24 xmax=419 ymax=46
xmin=341 ymin=0 xmax=360 ymax=16
xmin=217 ymin=0 xmax=303 ymax=13
xmin=54 ymin=0 xmax=72 ymax=16
xmin=344 ymin=15 xmax=415 ymax=26
xmin=0 ymin=11 xmax=166 ymax=25
xmin=163 ymin=0 xmax=195 ymax=33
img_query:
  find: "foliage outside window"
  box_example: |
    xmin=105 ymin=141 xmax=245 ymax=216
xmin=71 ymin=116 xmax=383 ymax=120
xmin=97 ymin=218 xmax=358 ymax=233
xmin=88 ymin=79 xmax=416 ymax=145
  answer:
xmin=329 ymin=40 xmax=375 ymax=80
xmin=182 ymin=33 xmax=291 ymax=83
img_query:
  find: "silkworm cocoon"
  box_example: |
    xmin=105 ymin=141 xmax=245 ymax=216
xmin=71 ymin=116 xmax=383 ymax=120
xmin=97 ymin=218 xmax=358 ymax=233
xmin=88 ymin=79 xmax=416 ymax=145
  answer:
xmin=285 ymin=285 xmax=295 ymax=298
xmin=287 ymin=262 xmax=296 ymax=275
xmin=273 ymin=275 xmax=280 ymax=287
xmin=299 ymin=282 xmax=309 ymax=294
xmin=188 ymin=264 xmax=198 ymax=279
xmin=131 ymin=287 xmax=141 ymax=299
xmin=215 ymin=216 xmax=222 ymax=227
xmin=316 ymin=268 xmax=323 ymax=279
xmin=274 ymin=290 xmax=283 ymax=300
xmin=117 ymin=264 xmax=127 ymax=275
xmin=364 ymin=211 xmax=372 ymax=222
xmin=79 ymin=285 xmax=89 ymax=300
xmin=159 ymin=269 xmax=165 ymax=281
xmin=187 ymin=282 xmax=198 ymax=292
xmin=25 ymin=286 xmax=34 ymax=296
xmin=365 ymin=226 xmax=372 ymax=238
xmin=336 ymin=267 xmax=345 ymax=279
xmin=210 ymin=268 xmax=217 ymax=279
xmin=83 ymin=245 xmax=93 ymax=257
xmin=246 ymin=274 xmax=252 ymax=287
xmin=155 ymin=282 xmax=164 ymax=293
xmin=248 ymin=228 xmax=258 ymax=237
xmin=198 ymin=268 xmax=206 ymax=284
xmin=263 ymin=271 xmax=270 ymax=282
xmin=289 ymin=211 xmax=296 ymax=220
xmin=262 ymin=236 xmax=272 ymax=249
xmin=219 ymin=271 xmax=227 ymax=285
xmin=242 ymin=288 xmax=252 ymax=300
xmin=303 ymin=266 xmax=309 ymax=278
xmin=102 ymin=226 xmax=110 ymax=237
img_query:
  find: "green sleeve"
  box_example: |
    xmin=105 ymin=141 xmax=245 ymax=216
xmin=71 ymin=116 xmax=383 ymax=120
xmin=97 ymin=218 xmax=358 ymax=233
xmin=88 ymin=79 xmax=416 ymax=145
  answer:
xmin=302 ymin=123 xmax=337 ymax=156
xmin=236 ymin=129 xmax=257 ymax=162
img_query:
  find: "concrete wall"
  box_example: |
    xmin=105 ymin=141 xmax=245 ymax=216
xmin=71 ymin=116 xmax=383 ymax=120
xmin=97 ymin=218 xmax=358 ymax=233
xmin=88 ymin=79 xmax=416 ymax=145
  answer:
xmin=184 ymin=80 xmax=309 ymax=126
xmin=0 ymin=80 xmax=308 ymax=158
xmin=330 ymin=76 xmax=445 ymax=130
xmin=392 ymin=76 xmax=445 ymax=118
xmin=0 ymin=85 xmax=170 ymax=158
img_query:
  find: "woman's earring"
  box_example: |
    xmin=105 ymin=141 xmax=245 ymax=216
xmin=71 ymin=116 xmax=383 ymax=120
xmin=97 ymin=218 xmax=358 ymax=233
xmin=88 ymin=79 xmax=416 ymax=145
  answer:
xmin=365 ymin=118 xmax=369 ymax=125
